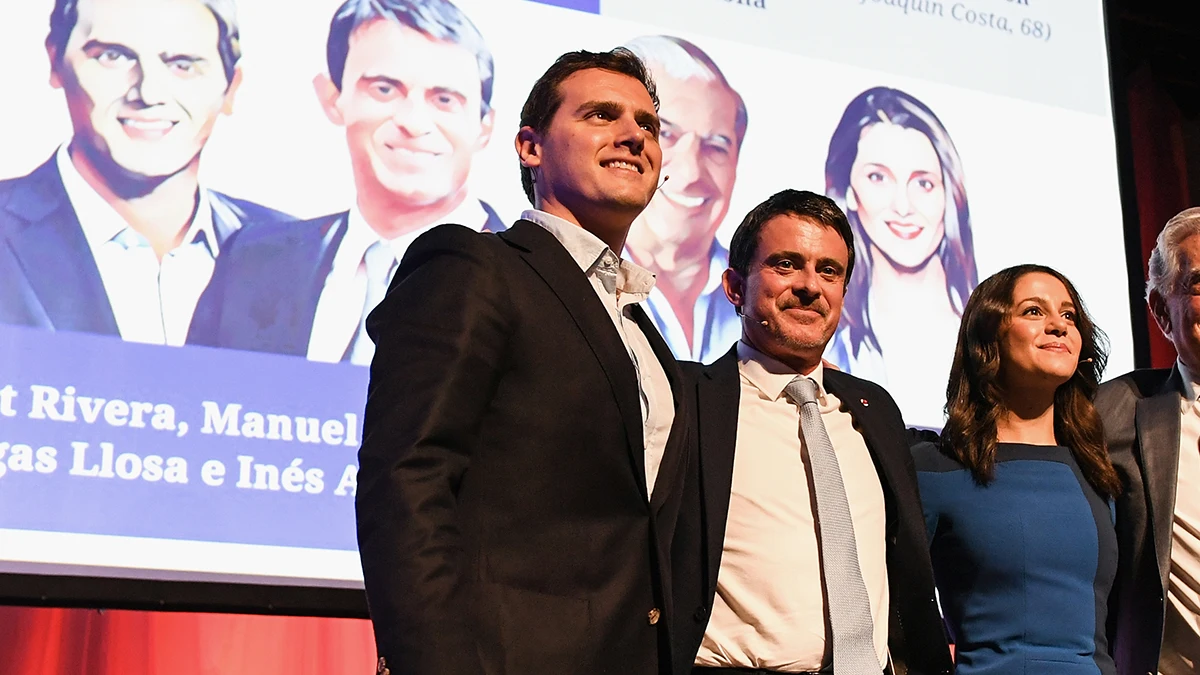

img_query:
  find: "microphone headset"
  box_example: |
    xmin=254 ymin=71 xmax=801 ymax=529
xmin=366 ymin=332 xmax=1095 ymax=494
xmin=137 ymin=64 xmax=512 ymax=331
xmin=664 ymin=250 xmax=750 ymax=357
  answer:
xmin=656 ymin=175 xmax=671 ymax=191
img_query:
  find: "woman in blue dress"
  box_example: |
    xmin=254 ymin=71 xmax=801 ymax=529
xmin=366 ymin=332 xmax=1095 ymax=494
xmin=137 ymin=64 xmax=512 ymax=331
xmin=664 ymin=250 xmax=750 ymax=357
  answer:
xmin=913 ymin=263 xmax=1122 ymax=675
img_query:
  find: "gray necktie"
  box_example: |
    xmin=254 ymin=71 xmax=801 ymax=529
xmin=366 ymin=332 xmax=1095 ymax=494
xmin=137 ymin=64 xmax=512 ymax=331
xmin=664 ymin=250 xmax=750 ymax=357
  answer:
xmin=784 ymin=376 xmax=880 ymax=674
xmin=345 ymin=241 xmax=396 ymax=366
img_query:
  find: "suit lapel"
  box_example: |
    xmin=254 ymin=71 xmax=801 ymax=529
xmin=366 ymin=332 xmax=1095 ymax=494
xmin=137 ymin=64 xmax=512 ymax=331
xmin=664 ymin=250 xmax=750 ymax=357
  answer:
xmin=698 ymin=347 xmax=740 ymax=596
xmin=500 ymin=221 xmax=648 ymax=497
xmin=824 ymin=370 xmax=903 ymax=535
xmin=1138 ymin=366 xmax=1185 ymax=589
xmin=2 ymin=158 xmax=118 ymax=335
xmin=631 ymin=304 xmax=686 ymax=514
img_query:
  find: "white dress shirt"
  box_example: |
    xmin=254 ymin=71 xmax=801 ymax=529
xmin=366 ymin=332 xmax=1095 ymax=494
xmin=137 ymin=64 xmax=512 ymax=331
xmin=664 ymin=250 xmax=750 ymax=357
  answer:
xmin=635 ymin=240 xmax=741 ymax=364
xmin=1160 ymin=361 xmax=1200 ymax=675
xmin=695 ymin=341 xmax=888 ymax=672
xmin=521 ymin=209 xmax=675 ymax=497
xmin=306 ymin=198 xmax=490 ymax=364
xmin=57 ymin=144 xmax=220 ymax=346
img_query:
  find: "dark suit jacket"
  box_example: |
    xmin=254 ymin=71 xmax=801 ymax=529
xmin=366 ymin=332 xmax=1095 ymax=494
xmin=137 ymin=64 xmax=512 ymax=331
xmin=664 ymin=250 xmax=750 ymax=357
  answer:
xmin=356 ymin=220 xmax=691 ymax=675
xmin=0 ymin=156 xmax=291 ymax=336
xmin=670 ymin=347 xmax=953 ymax=675
xmin=188 ymin=202 xmax=506 ymax=356
xmin=1096 ymin=367 xmax=1184 ymax=675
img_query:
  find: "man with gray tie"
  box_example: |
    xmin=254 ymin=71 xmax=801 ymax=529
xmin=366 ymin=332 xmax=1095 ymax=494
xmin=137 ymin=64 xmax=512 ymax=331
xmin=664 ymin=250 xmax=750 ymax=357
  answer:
xmin=670 ymin=190 xmax=953 ymax=675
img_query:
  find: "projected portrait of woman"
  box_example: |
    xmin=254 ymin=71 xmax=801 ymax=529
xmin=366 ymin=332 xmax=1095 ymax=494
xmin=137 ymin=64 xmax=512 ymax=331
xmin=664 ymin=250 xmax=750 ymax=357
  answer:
xmin=824 ymin=86 xmax=978 ymax=429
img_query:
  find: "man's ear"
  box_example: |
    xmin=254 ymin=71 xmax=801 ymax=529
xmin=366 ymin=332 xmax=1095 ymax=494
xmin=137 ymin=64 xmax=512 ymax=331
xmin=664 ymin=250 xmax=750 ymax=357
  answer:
xmin=47 ymin=40 xmax=63 ymax=89
xmin=220 ymin=67 xmax=243 ymax=115
xmin=515 ymin=126 xmax=542 ymax=170
xmin=722 ymin=267 xmax=745 ymax=314
xmin=1149 ymin=288 xmax=1173 ymax=339
xmin=313 ymin=73 xmax=345 ymax=126
xmin=475 ymin=107 xmax=495 ymax=151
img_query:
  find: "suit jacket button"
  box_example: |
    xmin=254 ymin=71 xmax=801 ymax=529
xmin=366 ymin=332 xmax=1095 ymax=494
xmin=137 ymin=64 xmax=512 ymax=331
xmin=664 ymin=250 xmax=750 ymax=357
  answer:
xmin=647 ymin=608 xmax=661 ymax=625
xmin=693 ymin=606 xmax=708 ymax=622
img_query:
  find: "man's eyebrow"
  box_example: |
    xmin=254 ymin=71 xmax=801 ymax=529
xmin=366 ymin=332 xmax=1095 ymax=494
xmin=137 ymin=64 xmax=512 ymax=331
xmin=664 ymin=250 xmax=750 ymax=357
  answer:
xmin=658 ymin=115 xmax=731 ymax=146
xmin=575 ymin=100 xmax=623 ymax=117
xmin=817 ymin=256 xmax=846 ymax=272
xmin=160 ymin=51 xmax=207 ymax=62
xmin=428 ymin=85 xmax=467 ymax=101
xmin=358 ymin=74 xmax=403 ymax=87
xmin=634 ymin=109 xmax=660 ymax=133
xmin=80 ymin=39 xmax=135 ymax=57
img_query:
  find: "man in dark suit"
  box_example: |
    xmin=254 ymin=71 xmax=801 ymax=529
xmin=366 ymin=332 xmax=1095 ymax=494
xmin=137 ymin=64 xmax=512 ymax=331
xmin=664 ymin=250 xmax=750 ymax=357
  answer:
xmin=1098 ymin=207 xmax=1200 ymax=675
xmin=0 ymin=0 xmax=291 ymax=345
xmin=671 ymin=190 xmax=952 ymax=675
xmin=189 ymin=0 xmax=503 ymax=364
xmin=356 ymin=47 xmax=689 ymax=675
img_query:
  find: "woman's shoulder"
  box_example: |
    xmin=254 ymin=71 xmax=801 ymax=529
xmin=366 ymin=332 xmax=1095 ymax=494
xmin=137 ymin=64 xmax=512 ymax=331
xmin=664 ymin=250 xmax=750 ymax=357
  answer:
xmin=909 ymin=438 xmax=967 ymax=474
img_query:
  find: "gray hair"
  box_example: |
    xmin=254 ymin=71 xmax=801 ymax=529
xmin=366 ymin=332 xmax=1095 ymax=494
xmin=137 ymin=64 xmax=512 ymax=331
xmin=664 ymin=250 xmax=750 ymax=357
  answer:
xmin=1147 ymin=207 xmax=1200 ymax=300
xmin=623 ymin=34 xmax=748 ymax=147
xmin=49 ymin=0 xmax=241 ymax=84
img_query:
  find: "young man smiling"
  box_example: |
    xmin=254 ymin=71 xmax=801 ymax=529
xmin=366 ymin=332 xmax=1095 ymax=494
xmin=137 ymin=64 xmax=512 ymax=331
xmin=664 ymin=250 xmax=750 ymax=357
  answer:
xmin=0 ymin=0 xmax=292 ymax=345
xmin=356 ymin=47 xmax=691 ymax=675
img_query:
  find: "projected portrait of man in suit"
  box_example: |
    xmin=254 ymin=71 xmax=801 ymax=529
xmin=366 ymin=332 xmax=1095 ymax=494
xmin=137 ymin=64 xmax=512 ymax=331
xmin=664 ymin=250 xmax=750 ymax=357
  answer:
xmin=623 ymin=35 xmax=746 ymax=364
xmin=189 ymin=0 xmax=502 ymax=365
xmin=0 ymin=0 xmax=293 ymax=346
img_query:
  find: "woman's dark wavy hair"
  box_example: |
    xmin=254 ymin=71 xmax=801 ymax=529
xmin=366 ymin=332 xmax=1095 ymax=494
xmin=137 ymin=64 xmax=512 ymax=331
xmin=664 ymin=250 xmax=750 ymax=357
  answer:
xmin=825 ymin=86 xmax=977 ymax=359
xmin=942 ymin=264 xmax=1122 ymax=499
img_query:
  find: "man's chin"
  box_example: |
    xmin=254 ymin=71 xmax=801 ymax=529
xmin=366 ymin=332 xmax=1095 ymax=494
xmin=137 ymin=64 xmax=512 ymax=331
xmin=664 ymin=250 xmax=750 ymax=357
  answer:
xmin=773 ymin=325 xmax=833 ymax=353
xmin=96 ymin=155 xmax=191 ymax=185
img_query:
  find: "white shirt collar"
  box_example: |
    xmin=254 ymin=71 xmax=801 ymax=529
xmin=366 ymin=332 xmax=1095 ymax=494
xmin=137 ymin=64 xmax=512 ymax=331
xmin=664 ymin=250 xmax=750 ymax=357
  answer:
xmin=56 ymin=143 xmax=217 ymax=256
xmin=520 ymin=209 xmax=657 ymax=299
xmin=337 ymin=197 xmax=492 ymax=272
xmin=737 ymin=339 xmax=827 ymax=403
xmin=1179 ymin=359 xmax=1200 ymax=403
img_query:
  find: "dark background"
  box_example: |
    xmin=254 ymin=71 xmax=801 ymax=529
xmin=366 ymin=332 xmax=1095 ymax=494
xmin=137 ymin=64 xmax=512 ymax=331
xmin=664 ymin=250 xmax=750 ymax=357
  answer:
xmin=1111 ymin=0 xmax=1200 ymax=368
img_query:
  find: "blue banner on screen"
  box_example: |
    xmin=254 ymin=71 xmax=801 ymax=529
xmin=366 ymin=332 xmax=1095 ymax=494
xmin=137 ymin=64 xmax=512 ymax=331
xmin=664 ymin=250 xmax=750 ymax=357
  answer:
xmin=0 ymin=325 xmax=361 ymax=551
xmin=526 ymin=0 xmax=599 ymax=13
xmin=0 ymin=0 xmax=1131 ymax=587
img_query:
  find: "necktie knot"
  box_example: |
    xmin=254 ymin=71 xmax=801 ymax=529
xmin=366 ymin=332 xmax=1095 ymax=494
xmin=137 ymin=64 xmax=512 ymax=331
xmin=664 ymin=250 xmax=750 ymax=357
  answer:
xmin=784 ymin=375 xmax=819 ymax=406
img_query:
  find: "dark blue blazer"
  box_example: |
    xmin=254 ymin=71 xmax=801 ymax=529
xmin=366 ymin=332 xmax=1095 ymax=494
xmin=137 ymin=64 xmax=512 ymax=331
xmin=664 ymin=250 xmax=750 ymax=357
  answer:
xmin=187 ymin=203 xmax=506 ymax=357
xmin=0 ymin=156 xmax=294 ymax=337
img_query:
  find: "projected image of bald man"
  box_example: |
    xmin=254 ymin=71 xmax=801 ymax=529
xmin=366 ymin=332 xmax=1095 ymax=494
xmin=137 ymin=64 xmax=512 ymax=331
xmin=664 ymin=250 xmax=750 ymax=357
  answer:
xmin=0 ymin=0 xmax=292 ymax=345
xmin=624 ymin=35 xmax=747 ymax=363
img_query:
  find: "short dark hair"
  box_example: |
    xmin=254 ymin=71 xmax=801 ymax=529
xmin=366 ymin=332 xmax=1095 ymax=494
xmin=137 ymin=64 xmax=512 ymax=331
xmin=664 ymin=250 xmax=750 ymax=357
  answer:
xmin=48 ymin=0 xmax=242 ymax=84
xmin=518 ymin=47 xmax=658 ymax=205
xmin=326 ymin=0 xmax=494 ymax=117
xmin=728 ymin=189 xmax=856 ymax=285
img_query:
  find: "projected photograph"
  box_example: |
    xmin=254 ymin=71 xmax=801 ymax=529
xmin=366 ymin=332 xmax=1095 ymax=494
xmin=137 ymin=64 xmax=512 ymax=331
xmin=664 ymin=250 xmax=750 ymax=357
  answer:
xmin=823 ymin=86 xmax=979 ymax=430
xmin=0 ymin=0 xmax=1131 ymax=591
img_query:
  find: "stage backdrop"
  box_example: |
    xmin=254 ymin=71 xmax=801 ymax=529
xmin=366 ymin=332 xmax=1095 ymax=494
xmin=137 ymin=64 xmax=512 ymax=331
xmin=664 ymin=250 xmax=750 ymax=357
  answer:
xmin=0 ymin=0 xmax=1132 ymax=593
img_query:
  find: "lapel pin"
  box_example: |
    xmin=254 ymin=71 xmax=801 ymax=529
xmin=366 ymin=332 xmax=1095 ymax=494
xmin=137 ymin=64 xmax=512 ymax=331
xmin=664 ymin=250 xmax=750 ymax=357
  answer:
xmin=860 ymin=398 xmax=869 ymax=407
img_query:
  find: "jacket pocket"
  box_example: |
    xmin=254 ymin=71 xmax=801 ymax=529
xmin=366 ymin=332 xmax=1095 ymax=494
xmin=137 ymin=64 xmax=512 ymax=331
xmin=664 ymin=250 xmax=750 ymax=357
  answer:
xmin=480 ymin=581 xmax=592 ymax=675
